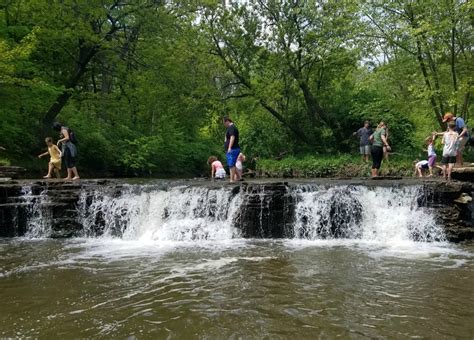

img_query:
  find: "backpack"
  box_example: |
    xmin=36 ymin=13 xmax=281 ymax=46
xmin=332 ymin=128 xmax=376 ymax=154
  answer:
xmin=67 ymin=128 xmax=78 ymax=144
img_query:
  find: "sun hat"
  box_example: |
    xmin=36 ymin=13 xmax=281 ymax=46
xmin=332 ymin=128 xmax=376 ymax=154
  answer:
xmin=442 ymin=112 xmax=454 ymax=122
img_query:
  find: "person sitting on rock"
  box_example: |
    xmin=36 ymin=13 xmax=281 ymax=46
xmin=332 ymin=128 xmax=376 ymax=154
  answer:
xmin=38 ymin=137 xmax=62 ymax=179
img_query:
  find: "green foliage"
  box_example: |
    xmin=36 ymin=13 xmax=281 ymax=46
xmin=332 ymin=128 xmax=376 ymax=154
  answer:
xmin=0 ymin=1 xmax=471 ymax=178
xmin=257 ymin=155 xmax=416 ymax=178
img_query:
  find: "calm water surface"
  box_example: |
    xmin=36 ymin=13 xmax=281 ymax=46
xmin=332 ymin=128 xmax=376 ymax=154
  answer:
xmin=1 ymin=238 xmax=473 ymax=338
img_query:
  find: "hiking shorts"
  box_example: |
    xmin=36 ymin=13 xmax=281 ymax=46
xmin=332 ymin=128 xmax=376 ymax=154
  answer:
xmin=441 ymin=156 xmax=456 ymax=165
xmin=226 ymin=148 xmax=240 ymax=168
xmin=428 ymin=155 xmax=436 ymax=167
xmin=359 ymin=145 xmax=371 ymax=155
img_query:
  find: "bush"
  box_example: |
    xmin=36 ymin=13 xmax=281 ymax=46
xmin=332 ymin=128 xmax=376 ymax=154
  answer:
xmin=256 ymin=154 xmax=415 ymax=178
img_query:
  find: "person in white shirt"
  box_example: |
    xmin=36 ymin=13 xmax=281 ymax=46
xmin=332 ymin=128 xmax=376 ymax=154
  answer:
xmin=440 ymin=122 xmax=460 ymax=180
xmin=414 ymin=160 xmax=429 ymax=177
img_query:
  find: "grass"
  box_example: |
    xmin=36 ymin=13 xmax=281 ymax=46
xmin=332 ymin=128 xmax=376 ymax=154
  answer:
xmin=256 ymin=154 xmax=418 ymax=178
xmin=0 ymin=157 xmax=11 ymax=166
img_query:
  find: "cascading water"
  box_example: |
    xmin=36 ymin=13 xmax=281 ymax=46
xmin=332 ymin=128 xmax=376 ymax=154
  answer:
xmin=78 ymin=185 xmax=243 ymax=241
xmin=17 ymin=183 xmax=446 ymax=243
xmin=20 ymin=186 xmax=52 ymax=238
xmin=292 ymin=185 xmax=445 ymax=242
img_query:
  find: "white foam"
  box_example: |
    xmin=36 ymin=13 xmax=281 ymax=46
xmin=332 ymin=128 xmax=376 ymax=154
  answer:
xmin=292 ymin=185 xmax=445 ymax=243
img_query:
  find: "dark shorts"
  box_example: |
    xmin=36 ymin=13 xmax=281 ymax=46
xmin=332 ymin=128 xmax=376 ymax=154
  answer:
xmin=226 ymin=148 xmax=240 ymax=168
xmin=441 ymin=156 xmax=456 ymax=165
xmin=420 ymin=163 xmax=429 ymax=169
xmin=371 ymin=145 xmax=384 ymax=169
xmin=63 ymin=147 xmax=76 ymax=169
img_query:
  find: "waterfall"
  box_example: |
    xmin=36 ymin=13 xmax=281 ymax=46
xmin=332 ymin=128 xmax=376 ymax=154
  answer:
xmin=78 ymin=186 xmax=243 ymax=241
xmin=21 ymin=186 xmax=52 ymax=238
xmin=292 ymin=185 xmax=445 ymax=242
xmin=16 ymin=182 xmax=446 ymax=243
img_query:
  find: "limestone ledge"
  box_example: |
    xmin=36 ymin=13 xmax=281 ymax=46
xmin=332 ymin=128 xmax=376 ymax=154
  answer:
xmin=0 ymin=178 xmax=472 ymax=242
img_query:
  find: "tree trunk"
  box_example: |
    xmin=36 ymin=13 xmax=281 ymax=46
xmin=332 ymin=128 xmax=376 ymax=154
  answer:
xmin=41 ymin=43 xmax=98 ymax=133
xmin=415 ymin=39 xmax=444 ymax=129
xmin=450 ymin=23 xmax=458 ymax=115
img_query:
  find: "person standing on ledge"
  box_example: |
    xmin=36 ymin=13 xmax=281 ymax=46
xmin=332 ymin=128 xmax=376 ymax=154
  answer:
xmin=53 ymin=122 xmax=80 ymax=181
xmin=440 ymin=112 xmax=468 ymax=166
xmin=369 ymin=121 xmax=390 ymax=177
xmin=353 ymin=120 xmax=372 ymax=162
xmin=223 ymin=116 xmax=240 ymax=183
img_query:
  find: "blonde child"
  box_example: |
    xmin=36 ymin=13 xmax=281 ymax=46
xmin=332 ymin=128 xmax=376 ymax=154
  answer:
xmin=441 ymin=122 xmax=459 ymax=180
xmin=38 ymin=137 xmax=62 ymax=179
xmin=425 ymin=135 xmax=437 ymax=177
xmin=207 ymin=156 xmax=226 ymax=180
xmin=235 ymin=152 xmax=246 ymax=181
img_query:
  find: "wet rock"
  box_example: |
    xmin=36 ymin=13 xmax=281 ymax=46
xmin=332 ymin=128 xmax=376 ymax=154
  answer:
xmin=0 ymin=178 xmax=472 ymax=242
xmin=235 ymin=183 xmax=295 ymax=238
xmin=454 ymin=193 xmax=472 ymax=205
xmin=51 ymin=219 xmax=84 ymax=238
xmin=0 ymin=166 xmax=26 ymax=179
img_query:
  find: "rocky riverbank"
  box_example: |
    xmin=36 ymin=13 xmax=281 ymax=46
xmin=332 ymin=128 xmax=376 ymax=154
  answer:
xmin=0 ymin=178 xmax=472 ymax=242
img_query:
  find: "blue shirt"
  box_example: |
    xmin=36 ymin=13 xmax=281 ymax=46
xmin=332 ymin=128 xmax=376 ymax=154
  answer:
xmin=455 ymin=117 xmax=466 ymax=135
xmin=356 ymin=127 xmax=373 ymax=146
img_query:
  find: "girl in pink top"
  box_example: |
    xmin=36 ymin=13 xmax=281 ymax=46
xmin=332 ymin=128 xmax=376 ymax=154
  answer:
xmin=207 ymin=156 xmax=226 ymax=180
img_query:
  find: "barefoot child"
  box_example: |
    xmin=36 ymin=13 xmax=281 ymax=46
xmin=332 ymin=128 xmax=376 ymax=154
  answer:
xmin=413 ymin=159 xmax=429 ymax=177
xmin=207 ymin=156 xmax=226 ymax=180
xmin=235 ymin=152 xmax=246 ymax=181
xmin=38 ymin=137 xmax=62 ymax=178
xmin=441 ymin=122 xmax=459 ymax=180
xmin=425 ymin=135 xmax=437 ymax=177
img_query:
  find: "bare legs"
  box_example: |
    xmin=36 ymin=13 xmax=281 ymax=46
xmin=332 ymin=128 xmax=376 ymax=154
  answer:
xmin=229 ymin=166 xmax=236 ymax=183
xmin=456 ymin=151 xmax=464 ymax=167
xmin=43 ymin=162 xmax=55 ymax=178
xmin=65 ymin=167 xmax=80 ymax=181
xmin=44 ymin=163 xmax=61 ymax=179
xmin=442 ymin=163 xmax=454 ymax=180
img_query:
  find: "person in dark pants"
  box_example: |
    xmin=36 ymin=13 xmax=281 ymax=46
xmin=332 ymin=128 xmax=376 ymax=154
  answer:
xmin=369 ymin=121 xmax=391 ymax=177
xmin=53 ymin=122 xmax=80 ymax=181
xmin=223 ymin=116 xmax=240 ymax=183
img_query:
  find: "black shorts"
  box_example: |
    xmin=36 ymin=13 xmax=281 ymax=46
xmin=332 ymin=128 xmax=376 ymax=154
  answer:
xmin=63 ymin=148 xmax=76 ymax=169
xmin=371 ymin=145 xmax=384 ymax=169
xmin=441 ymin=156 xmax=456 ymax=165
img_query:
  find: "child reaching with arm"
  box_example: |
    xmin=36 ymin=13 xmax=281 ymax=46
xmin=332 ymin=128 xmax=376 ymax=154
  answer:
xmin=38 ymin=137 xmax=62 ymax=179
xmin=207 ymin=156 xmax=226 ymax=181
xmin=424 ymin=135 xmax=437 ymax=177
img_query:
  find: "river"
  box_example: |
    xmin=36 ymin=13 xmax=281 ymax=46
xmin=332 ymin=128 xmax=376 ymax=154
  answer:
xmin=1 ymin=183 xmax=473 ymax=338
xmin=1 ymin=238 xmax=473 ymax=338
